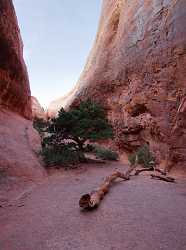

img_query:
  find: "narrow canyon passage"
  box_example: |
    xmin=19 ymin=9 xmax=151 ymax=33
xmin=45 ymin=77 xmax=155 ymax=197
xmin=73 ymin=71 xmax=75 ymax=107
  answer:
xmin=1 ymin=163 xmax=186 ymax=250
xmin=0 ymin=1 xmax=186 ymax=249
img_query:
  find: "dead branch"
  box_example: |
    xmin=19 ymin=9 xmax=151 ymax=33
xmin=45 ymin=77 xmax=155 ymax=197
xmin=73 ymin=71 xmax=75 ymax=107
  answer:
xmin=124 ymin=164 xmax=138 ymax=179
xmin=79 ymin=157 xmax=139 ymax=210
xmin=135 ymin=167 xmax=166 ymax=176
xmin=151 ymin=174 xmax=175 ymax=183
xmin=134 ymin=167 xmax=154 ymax=175
xmin=155 ymin=168 xmax=166 ymax=175
xmin=79 ymin=170 xmax=131 ymax=209
xmin=79 ymin=153 xmax=176 ymax=211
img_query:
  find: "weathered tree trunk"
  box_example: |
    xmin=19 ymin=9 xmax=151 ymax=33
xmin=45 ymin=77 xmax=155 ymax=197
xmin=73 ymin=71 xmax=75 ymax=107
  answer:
xmin=79 ymin=155 xmax=139 ymax=210
xmin=79 ymin=162 xmax=175 ymax=210
xmin=151 ymin=174 xmax=175 ymax=183
xmin=79 ymin=164 xmax=138 ymax=210
xmin=135 ymin=167 xmax=166 ymax=176
xmin=79 ymin=171 xmax=130 ymax=209
xmin=135 ymin=167 xmax=154 ymax=175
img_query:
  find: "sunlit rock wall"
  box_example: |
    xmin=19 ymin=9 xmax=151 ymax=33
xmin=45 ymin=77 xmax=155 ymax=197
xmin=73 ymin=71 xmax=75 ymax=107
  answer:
xmin=66 ymin=0 xmax=186 ymax=167
xmin=31 ymin=96 xmax=46 ymax=120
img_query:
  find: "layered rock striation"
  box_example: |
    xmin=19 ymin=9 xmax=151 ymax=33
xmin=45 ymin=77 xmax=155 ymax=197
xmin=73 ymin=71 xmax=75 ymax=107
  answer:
xmin=62 ymin=0 xmax=186 ymax=167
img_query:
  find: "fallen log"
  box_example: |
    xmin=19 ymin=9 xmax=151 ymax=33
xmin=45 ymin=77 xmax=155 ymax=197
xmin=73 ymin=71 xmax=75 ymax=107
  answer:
xmin=155 ymin=168 xmax=167 ymax=176
xmin=124 ymin=164 xmax=138 ymax=179
xmin=151 ymin=174 xmax=175 ymax=183
xmin=79 ymin=170 xmax=131 ymax=209
xmin=79 ymin=156 xmax=139 ymax=210
xmin=135 ymin=167 xmax=154 ymax=175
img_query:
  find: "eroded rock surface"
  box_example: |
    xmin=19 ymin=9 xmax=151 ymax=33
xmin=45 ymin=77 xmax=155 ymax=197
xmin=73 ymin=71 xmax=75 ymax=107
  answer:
xmin=0 ymin=0 xmax=45 ymax=181
xmin=31 ymin=96 xmax=46 ymax=120
xmin=0 ymin=0 xmax=31 ymax=119
xmin=56 ymin=0 xmax=186 ymax=167
xmin=0 ymin=110 xmax=45 ymax=181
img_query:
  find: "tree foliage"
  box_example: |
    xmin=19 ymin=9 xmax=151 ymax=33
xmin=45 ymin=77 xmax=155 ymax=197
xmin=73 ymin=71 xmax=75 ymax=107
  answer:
xmin=33 ymin=118 xmax=47 ymax=134
xmin=94 ymin=146 xmax=119 ymax=161
xmin=45 ymin=99 xmax=113 ymax=150
xmin=42 ymin=100 xmax=113 ymax=167
xmin=128 ymin=144 xmax=155 ymax=168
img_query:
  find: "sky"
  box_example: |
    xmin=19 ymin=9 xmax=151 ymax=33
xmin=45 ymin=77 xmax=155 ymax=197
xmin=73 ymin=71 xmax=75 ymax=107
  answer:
xmin=13 ymin=0 xmax=102 ymax=108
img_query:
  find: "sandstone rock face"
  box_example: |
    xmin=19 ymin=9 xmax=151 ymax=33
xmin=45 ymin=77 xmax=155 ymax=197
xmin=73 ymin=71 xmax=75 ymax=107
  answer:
xmin=31 ymin=96 xmax=46 ymax=120
xmin=47 ymin=90 xmax=75 ymax=117
xmin=0 ymin=0 xmax=31 ymax=119
xmin=0 ymin=110 xmax=45 ymax=181
xmin=0 ymin=0 xmax=45 ymax=181
xmin=47 ymin=96 xmax=65 ymax=118
xmin=65 ymin=0 xmax=186 ymax=167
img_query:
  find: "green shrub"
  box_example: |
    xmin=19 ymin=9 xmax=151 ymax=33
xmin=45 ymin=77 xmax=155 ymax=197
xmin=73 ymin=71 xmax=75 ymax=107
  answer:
xmin=41 ymin=144 xmax=83 ymax=168
xmin=47 ymin=99 xmax=113 ymax=152
xmin=33 ymin=118 xmax=47 ymax=134
xmin=41 ymin=100 xmax=114 ymax=168
xmin=94 ymin=146 xmax=119 ymax=161
xmin=128 ymin=144 xmax=155 ymax=168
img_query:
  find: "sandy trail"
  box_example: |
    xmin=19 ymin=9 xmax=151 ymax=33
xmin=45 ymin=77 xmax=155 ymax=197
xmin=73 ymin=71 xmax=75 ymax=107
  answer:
xmin=0 ymin=162 xmax=186 ymax=250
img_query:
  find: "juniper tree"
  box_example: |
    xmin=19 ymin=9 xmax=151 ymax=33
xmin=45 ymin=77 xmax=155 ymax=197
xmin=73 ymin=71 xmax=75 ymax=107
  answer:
xmin=46 ymin=100 xmax=113 ymax=150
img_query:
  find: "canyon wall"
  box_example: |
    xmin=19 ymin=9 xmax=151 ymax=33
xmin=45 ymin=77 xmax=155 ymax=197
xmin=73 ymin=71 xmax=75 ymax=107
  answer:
xmin=0 ymin=0 xmax=31 ymax=119
xmin=47 ymin=89 xmax=75 ymax=117
xmin=0 ymin=0 xmax=45 ymax=181
xmin=31 ymin=96 xmax=46 ymax=120
xmin=64 ymin=0 xmax=186 ymax=168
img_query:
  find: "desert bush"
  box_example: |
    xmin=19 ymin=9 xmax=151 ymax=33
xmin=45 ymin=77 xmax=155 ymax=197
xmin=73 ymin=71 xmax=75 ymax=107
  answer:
xmin=33 ymin=118 xmax=47 ymax=134
xmin=46 ymin=99 xmax=113 ymax=152
xmin=128 ymin=144 xmax=155 ymax=168
xmin=94 ymin=146 xmax=119 ymax=161
xmin=42 ymin=100 xmax=113 ymax=167
xmin=41 ymin=143 xmax=84 ymax=168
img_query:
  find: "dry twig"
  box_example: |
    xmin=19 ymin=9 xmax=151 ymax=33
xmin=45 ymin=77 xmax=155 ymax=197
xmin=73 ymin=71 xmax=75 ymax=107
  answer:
xmin=151 ymin=174 xmax=175 ymax=183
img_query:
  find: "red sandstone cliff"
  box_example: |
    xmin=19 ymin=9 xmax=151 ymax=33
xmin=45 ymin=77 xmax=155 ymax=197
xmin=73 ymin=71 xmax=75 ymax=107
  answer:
xmin=0 ymin=0 xmax=31 ymax=119
xmin=31 ymin=96 xmax=46 ymax=120
xmin=53 ymin=0 xmax=186 ymax=168
xmin=0 ymin=0 xmax=45 ymax=181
